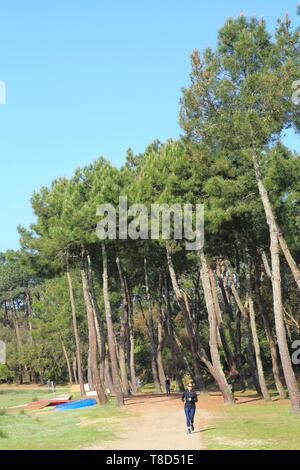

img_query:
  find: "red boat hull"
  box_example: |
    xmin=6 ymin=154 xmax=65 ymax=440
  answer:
xmin=27 ymin=398 xmax=71 ymax=410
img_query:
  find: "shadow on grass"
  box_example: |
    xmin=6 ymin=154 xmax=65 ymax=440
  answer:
xmin=194 ymin=428 xmax=216 ymax=434
xmin=125 ymin=401 xmax=146 ymax=406
xmin=236 ymin=397 xmax=263 ymax=405
xmin=125 ymin=394 xmax=181 ymax=406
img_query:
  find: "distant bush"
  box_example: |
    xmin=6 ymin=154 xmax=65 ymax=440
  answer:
xmin=0 ymin=364 xmax=14 ymax=384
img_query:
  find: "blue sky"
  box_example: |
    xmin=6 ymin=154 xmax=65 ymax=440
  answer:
xmin=0 ymin=0 xmax=299 ymax=251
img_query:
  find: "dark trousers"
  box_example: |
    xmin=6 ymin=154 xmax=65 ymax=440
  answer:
xmin=166 ymin=384 xmax=171 ymax=396
xmin=184 ymin=406 xmax=196 ymax=428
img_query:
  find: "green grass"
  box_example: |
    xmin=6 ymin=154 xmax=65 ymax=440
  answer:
xmin=0 ymin=385 xmax=75 ymax=407
xmin=203 ymin=398 xmax=300 ymax=450
xmin=0 ymin=386 xmax=126 ymax=450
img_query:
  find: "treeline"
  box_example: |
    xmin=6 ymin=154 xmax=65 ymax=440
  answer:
xmin=1 ymin=12 xmax=300 ymax=412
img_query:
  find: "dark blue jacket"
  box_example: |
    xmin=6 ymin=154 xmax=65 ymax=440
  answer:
xmin=181 ymin=390 xmax=198 ymax=407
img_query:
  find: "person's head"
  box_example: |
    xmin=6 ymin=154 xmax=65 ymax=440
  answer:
xmin=187 ymin=382 xmax=193 ymax=391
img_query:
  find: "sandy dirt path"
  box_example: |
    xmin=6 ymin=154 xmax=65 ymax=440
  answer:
xmin=91 ymin=393 xmax=206 ymax=450
xmin=89 ymin=390 xmax=277 ymax=450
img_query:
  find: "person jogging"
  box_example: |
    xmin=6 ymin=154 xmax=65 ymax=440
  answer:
xmin=165 ymin=375 xmax=171 ymax=396
xmin=181 ymin=382 xmax=198 ymax=434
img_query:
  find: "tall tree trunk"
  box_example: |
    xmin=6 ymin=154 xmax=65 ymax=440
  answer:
xmin=25 ymin=290 xmax=37 ymax=383
xmin=254 ymin=264 xmax=286 ymax=399
xmin=157 ymin=304 xmax=166 ymax=389
xmin=199 ymin=250 xmax=235 ymax=404
xmin=11 ymin=299 xmax=22 ymax=351
xmin=166 ymin=246 xmax=205 ymax=391
xmin=156 ymin=272 xmax=166 ymax=388
xmin=101 ymin=241 xmax=124 ymax=406
xmin=86 ymin=253 xmax=106 ymax=386
xmin=104 ymin=355 xmax=115 ymax=394
xmin=143 ymin=258 xmax=162 ymax=393
xmin=124 ymin=274 xmax=138 ymax=394
xmin=234 ymin=310 xmax=247 ymax=390
xmin=87 ymin=349 xmax=94 ymax=391
xmin=61 ymin=338 xmax=73 ymax=385
xmin=228 ymin=276 xmax=262 ymax=395
xmin=252 ymin=152 xmax=300 ymax=413
xmin=73 ymin=356 xmax=78 ymax=384
xmin=139 ymin=298 xmax=162 ymax=394
xmin=209 ymin=268 xmax=239 ymax=378
xmin=245 ymin=259 xmax=270 ymax=401
xmin=80 ymin=254 xmax=107 ymax=404
xmin=247 ymin=296 xmax=270 ymax=401
xmin=163 ymin=274 xmax=184 ymax=392
xmin=25 ymin=290 xmax=33 ymax=341
xmin=66 ymin=266 xmax=85 ymax=396
xmin=260 ymin=303 xmax=286 ymax=399
xmin=216 ymin=259 xmax=247 ymax=388
xmin=116 ymin=257 xmax=130 ymax=396
xmin=11 ymin=297 xmax=23 ymax=384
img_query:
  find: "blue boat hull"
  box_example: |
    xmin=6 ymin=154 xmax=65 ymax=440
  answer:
xmin=55 ymin=398 xmax=97 ymax=411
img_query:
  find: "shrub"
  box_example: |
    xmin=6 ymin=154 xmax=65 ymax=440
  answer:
xmin=0 ymin=364 xmax=14 ymax=384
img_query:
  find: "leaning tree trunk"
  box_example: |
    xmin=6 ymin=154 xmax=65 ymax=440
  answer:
xmin=66 ymin=266 xmax=85 ymax=396
xmin=174 ymin=332 xmax=198 ymax=385
xmin=116 ymin=257 xmax=130 ymax=396
xmin=101 ymin=241 xmax=124 ymax=406
xmin=166 ymin=245 xmax=205 ymax=391
xmin=270 ymin=229 xmax=300 ymax=412
xmin=278 ymin=234 xmax=300 ymax=290
xmin=199 ymin=250 xmax=235 ymax=404
xmin=252 ymin=153 xmax=300 ymax=290
xmin=80 ymin=255 xmax=107 ymax=404
xmin=252 ymin=152 xmax=300 ymax=413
